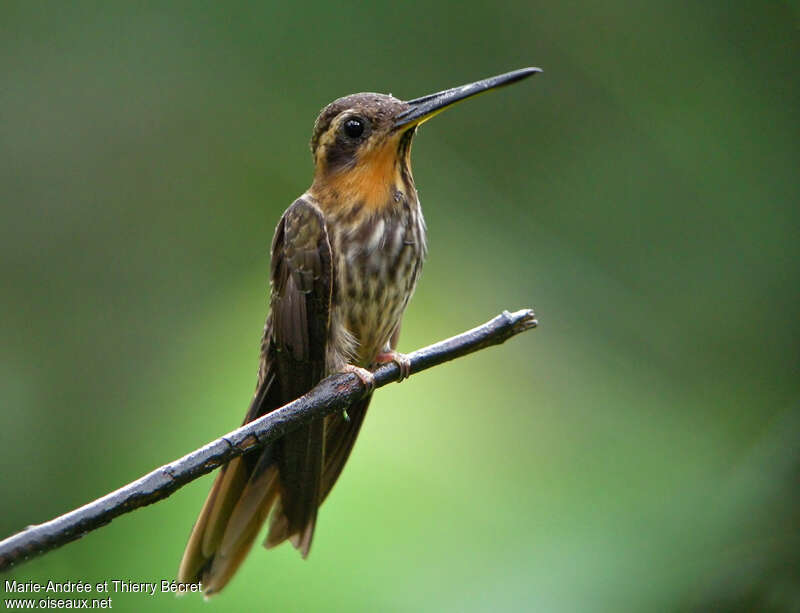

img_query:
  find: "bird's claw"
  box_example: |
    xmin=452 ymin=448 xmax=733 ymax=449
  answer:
xmin=375 ymin=351 xmax=412 ymax=381
xmin=340 ymin=364 xmax=376 ymax=395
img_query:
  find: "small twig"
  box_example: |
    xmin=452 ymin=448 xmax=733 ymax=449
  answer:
xmin=0 ymin=309 xmax=537 ymax=571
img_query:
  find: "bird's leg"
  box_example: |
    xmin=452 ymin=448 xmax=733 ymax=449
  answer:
xmin=340 ymin=364 xmax=375 ymax=395
xmin=374 ymin=350 xmax=412 ymax=381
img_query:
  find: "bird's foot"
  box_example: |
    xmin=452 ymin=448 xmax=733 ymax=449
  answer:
xmin=375 ymin=350 xmax=412 ymax=381
xmin=340 ymin=364 xmax=376 ymax=394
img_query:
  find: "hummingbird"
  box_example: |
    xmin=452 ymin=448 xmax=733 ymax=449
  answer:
xmin=178 ymin=67 xmax=541 ymax=595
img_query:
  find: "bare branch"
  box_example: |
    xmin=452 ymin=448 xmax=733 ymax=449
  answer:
xmin=0 ymin=309 xmax=537 ymax=571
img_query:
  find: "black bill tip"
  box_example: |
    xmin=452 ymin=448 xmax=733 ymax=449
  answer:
xmin=394 ymin=67 xmax=542 ymax=129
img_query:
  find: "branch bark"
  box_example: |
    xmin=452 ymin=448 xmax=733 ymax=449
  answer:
xmin=0 ymin=309 xmax=537 ymax=572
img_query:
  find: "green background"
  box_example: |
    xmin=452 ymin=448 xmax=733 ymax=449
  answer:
xmin=2 ymin=1 xmax=798 ymax=611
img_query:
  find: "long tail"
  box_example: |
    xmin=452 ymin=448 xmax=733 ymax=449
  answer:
xmin=177 ymin=374 xmax=372 ymax=595
xmin=177 ymin=449 xmax=280 ymax=594
xmin=177 ymin=376 xmax=284 ymax=595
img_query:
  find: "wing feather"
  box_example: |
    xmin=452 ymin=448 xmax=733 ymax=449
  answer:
xmin=265 ymin=198 xmax=333 ymax=553
xmin=178 ymin=198 xmax=334 ymax=593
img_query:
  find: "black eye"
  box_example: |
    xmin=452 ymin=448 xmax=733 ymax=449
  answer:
xmin=343 ymin=117 xmax=365 ymax=138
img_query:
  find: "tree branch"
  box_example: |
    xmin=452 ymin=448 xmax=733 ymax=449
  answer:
xmin=0 ymin=309 xmax=537 ymax=572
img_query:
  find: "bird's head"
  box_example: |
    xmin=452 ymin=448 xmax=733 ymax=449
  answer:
xmin=308 ymin=68 xmax=541 ymax=215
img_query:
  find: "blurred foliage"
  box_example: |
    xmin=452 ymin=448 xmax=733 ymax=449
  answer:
xmin=1 ymin=1 xmax=798 ymax=611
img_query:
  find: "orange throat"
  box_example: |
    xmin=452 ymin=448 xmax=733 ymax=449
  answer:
xmin=312 ymin=140 xmax=410 ymax=215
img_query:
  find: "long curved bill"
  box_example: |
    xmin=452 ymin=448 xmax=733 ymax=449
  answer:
xmin=393 ymin=67 xmax=542 ymax=130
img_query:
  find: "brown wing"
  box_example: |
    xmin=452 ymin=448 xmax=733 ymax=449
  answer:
xmin=318 ymin=322 xmax=401 ymax=503
xmin=178 ymin=198 xmax=333 ymax=594
xmin=319 ymin=396 xmax=371 ymax=503
xmin=267 ymin=198 xmax=332 ymax=555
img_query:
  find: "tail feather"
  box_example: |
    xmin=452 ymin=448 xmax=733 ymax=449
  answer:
xmin=263 ymin=499 xmax=317 ymax=558
xmin=320 ymin=395 xmax=372 ymax=503
xmin=178 ymin=455 xmax=284 ymax=595
xmin=177 ymin=372 xmax=283 ymax=594
xmin=204 ymin=465 xmax=280 ymax=594
xmin=201 ymin=456 xmax=249 ymax=557
xmin=262 ymin=419 xmax=324 ymax=556
xmin=263 ymin=499 xmax=291 ymax=550
xmin=177 ymin=459 xmax=238 ymax=586
xmin=218 ymin=465 xmax=279 ymax=559
xmin=178 ymin=360 xmax=371 ymax=594
xmin=289 ymin=519 xmax=316 ymax=558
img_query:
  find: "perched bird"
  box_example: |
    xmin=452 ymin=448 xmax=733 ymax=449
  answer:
xmin=178 ymin=67 xmax=541 ymax=595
